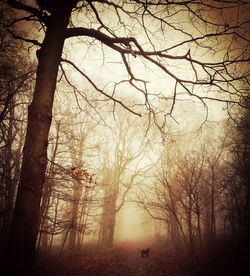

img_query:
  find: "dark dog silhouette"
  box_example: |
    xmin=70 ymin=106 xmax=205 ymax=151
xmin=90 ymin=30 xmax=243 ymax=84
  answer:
xmin=138 ymin=248 xmax=150 ymax=257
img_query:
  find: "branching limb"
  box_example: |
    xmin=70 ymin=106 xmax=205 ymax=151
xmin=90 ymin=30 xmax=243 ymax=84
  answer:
xmin=60 ymin=58 xmax=142 ymax=117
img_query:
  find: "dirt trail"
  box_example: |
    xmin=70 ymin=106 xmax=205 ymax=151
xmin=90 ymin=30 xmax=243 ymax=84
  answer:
xmin=122 ymin=247 xmax=195 ymax=276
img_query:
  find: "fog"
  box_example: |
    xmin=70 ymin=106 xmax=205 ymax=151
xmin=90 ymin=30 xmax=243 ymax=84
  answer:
xmin=116 ymin=203 xmax=155 ymax=243
xmin=1 ymin=1 xmax=249 ymax=275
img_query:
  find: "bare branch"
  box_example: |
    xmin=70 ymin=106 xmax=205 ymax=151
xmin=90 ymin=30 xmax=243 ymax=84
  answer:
xmin=60 ymin=58 xmax=141 ymax=117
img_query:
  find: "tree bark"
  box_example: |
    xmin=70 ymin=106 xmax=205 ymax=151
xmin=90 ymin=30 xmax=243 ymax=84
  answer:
xmin=6 ymin=5 xmax=74 ymax=275
xmin=99 ymin=190 xmax=117 ymax=248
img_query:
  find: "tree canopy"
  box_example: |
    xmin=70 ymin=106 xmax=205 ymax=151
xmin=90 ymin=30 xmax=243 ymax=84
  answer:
xmin=4 ymin=0 xmax=250 ymax=129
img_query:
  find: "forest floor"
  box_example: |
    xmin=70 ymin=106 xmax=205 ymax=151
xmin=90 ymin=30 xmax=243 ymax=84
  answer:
xmin=37 ymin=243 xmax=203 ymax=276
xmin=36 ymin=242 xmax=249 ymax=276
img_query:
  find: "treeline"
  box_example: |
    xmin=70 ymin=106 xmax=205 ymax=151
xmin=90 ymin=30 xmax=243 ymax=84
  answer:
xmin=0 ymin=24 xmax=148 ymax=253
xmin=136 ymin=108 xmax=250 ymax=271
xmin=0 ymin=10 xmax=34 ymax=249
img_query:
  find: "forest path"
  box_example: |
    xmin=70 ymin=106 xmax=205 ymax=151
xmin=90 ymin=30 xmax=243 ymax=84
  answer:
xmin=123 ymin=246 xmax=194 ymax=276
xmin=37 ymin=245 xmax=197 ymax=276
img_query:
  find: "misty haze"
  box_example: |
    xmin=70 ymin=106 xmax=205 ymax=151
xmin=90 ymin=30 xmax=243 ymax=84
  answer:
xmin=0 ymin=1 xmax=250 ymax=275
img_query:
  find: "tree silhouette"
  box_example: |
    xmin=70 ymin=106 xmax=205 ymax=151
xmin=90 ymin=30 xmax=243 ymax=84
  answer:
xmin=1 ymin=0 xmax=250 ymax=274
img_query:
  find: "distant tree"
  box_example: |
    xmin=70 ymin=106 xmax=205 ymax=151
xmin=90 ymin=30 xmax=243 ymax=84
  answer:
xmin=224 ymin=97 xmax=250 ymax=238
xmin=1 ymin=0 xmax=249 ymax=274
xmin=98 ymin=111 xmax=148 ymax=248
xmin=137 ymin=135 xmax=228 ymax=256
xmin=36 ymin=116 xmax=63 ymax=253
xmin=0 ymin=4 xmax=34 ymax=251
xmin=67 ymin=119 xmax=97 ymax=252
xmin=36 ymin=109 xmax=99 ymax=254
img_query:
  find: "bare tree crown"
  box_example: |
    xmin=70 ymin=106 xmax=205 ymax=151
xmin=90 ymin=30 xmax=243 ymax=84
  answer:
xmin=3 ymin=0 xmax=249 ymax=132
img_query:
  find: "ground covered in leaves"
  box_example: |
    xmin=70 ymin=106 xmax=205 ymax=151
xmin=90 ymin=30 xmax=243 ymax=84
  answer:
xmin=36 ymin=242 xmax=249 ymax=276
xmin=37 ymin=245 xmax=202 ymax=276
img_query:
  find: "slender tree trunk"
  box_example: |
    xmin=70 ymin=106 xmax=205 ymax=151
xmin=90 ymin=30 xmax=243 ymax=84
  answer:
xmin=59 ymin=223 xmax=71 ymax=256
xmin=187 ymin=199 xmax=194 ymax=255
xmin=48 ymin=193 xmax=60 ymax=254
xmin=40 ymin=219 xmax=49 ymax=251
xmin=69 ymin=179 xmax=83 ymax=251
xmin=36 ymin=179 xmax=52 ymax=252
xmin=205 ymin=195 xmax=211 ymax=245
xmin=68 ymin=126 xmax=85 ymax=251
xmin=37 ymin=121 xmax=61 ymax=252
xmin=211 ymin=186 xmax=216 ymax=241
xmin=1 ymin=105 xmax=16 ymax=246
xmin=77 ymin=188 xmax=90 ymax=250
xmin=6 ymin=6 xmax=74 ymax=275
xmin=196 ymin=208 xmax=202 ymax=249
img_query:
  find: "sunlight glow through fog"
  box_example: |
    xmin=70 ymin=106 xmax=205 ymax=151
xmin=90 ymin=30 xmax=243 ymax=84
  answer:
xmin=49 ymin=2 xmax=248 ymax=245
xmin=116 ymin=204 xmax=155 ymax=243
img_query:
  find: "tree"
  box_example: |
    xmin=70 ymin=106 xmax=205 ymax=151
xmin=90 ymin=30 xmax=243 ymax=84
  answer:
xmin=67 ymin=121 xmax=97 ymax=252
xmin=36 ymin=108 xmax=99 ymax=253
xmin=98 ymin=110 xmax=148 ymax=248
xmin=223 ymin=96 xmax=250 ymax=238
xmin=0 ymin=4 xmax=34 ymax=251
xmin=2 ymin=0 xmax=250 ymax=274
xmin=154 ymin=143 xmax=205 ymax=255
xmin=136 ymin=133 xmax=228 ymax=257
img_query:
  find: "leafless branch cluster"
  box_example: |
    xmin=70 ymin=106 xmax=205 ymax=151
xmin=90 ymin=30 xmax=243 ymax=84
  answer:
xmin=3 ymin=0 xmax=249 ymax=132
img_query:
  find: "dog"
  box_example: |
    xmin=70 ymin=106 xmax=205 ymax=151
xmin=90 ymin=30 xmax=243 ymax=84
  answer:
xmin=138 ymin=248 xmax=150 ymax=257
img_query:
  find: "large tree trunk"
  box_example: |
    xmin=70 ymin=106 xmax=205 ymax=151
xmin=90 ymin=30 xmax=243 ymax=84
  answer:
xmin=99 ymin=189 xmax=117 ymax=248
xmin=6 ymin=5 xmax=74 ymax=275
xmin=169 ymin=212 xmax=181 ymax=250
